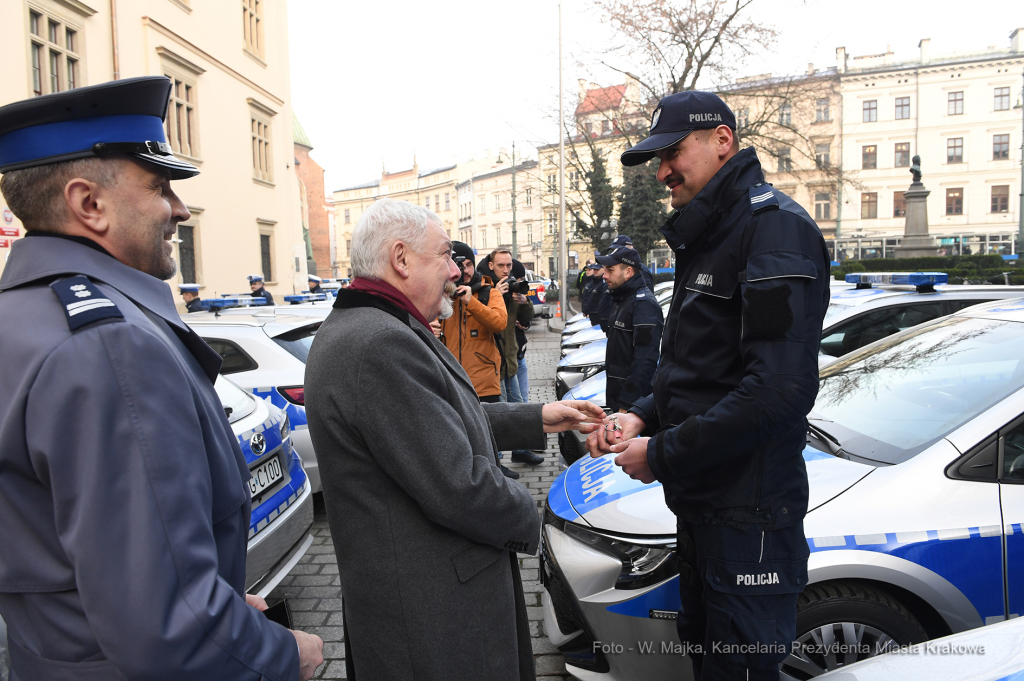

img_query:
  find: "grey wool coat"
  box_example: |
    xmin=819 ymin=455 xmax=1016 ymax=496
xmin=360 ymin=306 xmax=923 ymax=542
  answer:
xmin=304 ymin=289 xmax=546 ymax=681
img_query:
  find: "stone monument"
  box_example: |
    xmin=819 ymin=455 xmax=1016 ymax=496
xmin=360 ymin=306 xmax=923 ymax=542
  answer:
xmin=894 ymin=155 xmax=939 ymax=258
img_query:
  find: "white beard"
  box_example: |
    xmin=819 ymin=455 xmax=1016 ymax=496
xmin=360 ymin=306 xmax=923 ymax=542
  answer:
xmin=438 ymin=295 xmax=454 ymax=320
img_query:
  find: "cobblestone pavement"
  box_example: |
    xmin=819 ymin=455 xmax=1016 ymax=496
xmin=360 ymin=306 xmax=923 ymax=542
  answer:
xmin=268 ymin=322 xmax=579 ymax=679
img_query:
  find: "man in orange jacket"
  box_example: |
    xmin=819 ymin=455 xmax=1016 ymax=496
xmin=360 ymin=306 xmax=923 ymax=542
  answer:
xmin=439 ymin=241 xmax=508 ymax=403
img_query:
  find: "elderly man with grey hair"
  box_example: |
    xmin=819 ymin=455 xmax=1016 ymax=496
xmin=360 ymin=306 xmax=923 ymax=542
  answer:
xmin=304 ymin=199 xmax=605 ymax=681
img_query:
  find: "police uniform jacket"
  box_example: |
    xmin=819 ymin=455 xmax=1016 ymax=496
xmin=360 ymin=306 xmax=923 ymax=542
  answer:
xmin=305 ymin=289 xmax=544 ymax=681
xmin=0 ymin=236 xmax=298 ymax=680
xmin=605 ymin=272 xmax=663 ymax=413
xmin=185 ymin=296 xmax=204 ymax=313
xmin=591 ymin=280 xmax=614 ymax=333
xmin=308 ymin=284 xmax=323 ymax=295
xmin=630 ymin=148 xmax=830 ymax=531
xmin=579 ymin=275 xmax=597 ymax=315
xmin=251 ymin=286 xmax=275 ymax=305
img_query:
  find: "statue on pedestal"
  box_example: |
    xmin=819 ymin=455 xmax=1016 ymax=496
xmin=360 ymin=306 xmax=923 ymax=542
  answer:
xmin=910 ymin=155 xmax=922 ymax=185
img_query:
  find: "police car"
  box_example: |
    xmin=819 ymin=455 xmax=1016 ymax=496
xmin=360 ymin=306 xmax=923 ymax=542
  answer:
xmin=562 ymin=283 xmax=673 ymax=339
xmin=0 ymin=376 xmax=314 ymax=679
xmin=184 ymin=308 xmax=330 ymax=493
xmin=543 ymin=298 xmax=1024 ymax=680
xmin=561 ymin=288 xmax=675 ymax=355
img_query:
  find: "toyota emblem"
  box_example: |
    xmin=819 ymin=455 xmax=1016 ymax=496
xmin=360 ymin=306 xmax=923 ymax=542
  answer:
xmin=250 ymin=432 xmax=267 ymax=455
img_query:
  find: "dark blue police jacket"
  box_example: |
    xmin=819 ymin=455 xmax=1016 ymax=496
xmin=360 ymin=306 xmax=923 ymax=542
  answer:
xmin=251 ymin=286 xmax=275 ymax=305
xmin=0 ymin=236 xmax=297 ymax=680
xmin=591 ymin=280 xmax=614 ymax=332
xmin=605 ymin=273 xmax=663 ymax=412
xmin=629 ymin=147 xmax=831 ymax=531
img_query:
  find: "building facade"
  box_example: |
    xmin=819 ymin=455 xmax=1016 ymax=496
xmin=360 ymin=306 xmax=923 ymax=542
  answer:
xmin=0 ymin=0 xmax=309 ymax=305
xmin=294 ymin=115 xmax=334 ymax=277
xmin=836 ymin=30 xmax=1024 ymax=259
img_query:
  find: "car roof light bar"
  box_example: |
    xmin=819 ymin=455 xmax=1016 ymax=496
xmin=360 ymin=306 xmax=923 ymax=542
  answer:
xmin=844 ymin=272 xmax=948 ymax=292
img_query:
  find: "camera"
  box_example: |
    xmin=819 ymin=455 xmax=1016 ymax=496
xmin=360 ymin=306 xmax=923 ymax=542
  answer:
xmin=505 ymin=276 xmax=531 ymax=295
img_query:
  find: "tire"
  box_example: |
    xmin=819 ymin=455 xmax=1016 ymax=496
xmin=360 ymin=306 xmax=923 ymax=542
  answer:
xmin=780 ymin=582 xmax=928 ymax=680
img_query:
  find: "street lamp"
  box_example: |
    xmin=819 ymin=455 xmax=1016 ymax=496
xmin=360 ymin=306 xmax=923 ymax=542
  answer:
xmin=495 ymin=142 xmax=519 ymax=259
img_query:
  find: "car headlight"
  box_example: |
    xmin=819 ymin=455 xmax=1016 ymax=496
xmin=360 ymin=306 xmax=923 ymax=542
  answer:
xmin=280 ymin=414 xmax=291 ymax=443
xmin=561 ymin=523 xmax=677 ymax=590
xmin=578 ymin=364 xmax=603 ymax=379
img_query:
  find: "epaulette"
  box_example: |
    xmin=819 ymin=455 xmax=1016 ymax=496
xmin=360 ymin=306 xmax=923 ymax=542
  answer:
xmin=750 ymin=182 xmax=779 ymax=214
xmin=50 ymin=275 xmax=124 ymax=331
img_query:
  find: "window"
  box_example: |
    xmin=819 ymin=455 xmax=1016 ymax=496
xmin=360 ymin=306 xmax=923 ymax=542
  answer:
xmin=814 ymin=193 xmax=831 ymax=221
xmin=206 ymin=340 xmax=258 ymax=374
xmin=177 ymin=224 xmax=197 ymax=283
xmin=778 ymin=103 xmax=792 ymax=126
xmin=815 ymin=143 xmax=830 ymax=168
xmin=494 ymin=194 xmax=500 ymax=211
xmin=423 ymin=197 xmax=430 ymax=208
xmin=818 ymin=303 xmax=944 ymax=358
xmin=602 ymin=119 xmax=611 ymax=134
xmin=736 ymin=108 xmax=749 ymax=128
xmin=945 ymin=188 xmax=963 ymax=215
xmin=776 ymin=147 xmax=792 ymax=172
xmin=862 ymin=145 xmax=877 ymax=170
xmin=863 ymin=100 xmax=877 ymax=122
xmin=495 ymin=227 xmax=502 ymax=246
xmin=992 ymin=185 xmax=1009 ymax=213
xmin=895 ymin=97 xmax=910 ymax=120
xmin=435 ymin=195 xmax=440 ymax=212
xmin=525 ymin=188 xmax=532 ymax=206
xmin=815 ymin=99 xmax=830 ymax=122
xmin=479 ymin=229 xmax=487 ymax=249
xmin=995 ymin=87 xmax=1010 ymax=111
xmin=547 ymin=174 xmax=556 ymax=193
xmin=345 ymin=239 xmax=351 ymax=255
xmin=242 ymin=0 xmax=264 ymax=60
xmin=948 ymin=91 xmax=963 ymax=115
xmin=569 ymin=170 xmax=580 ymax=190
xmin=344 ymin=209 xmax=350 ymax=224
xmin=526 ymin=222 xmax=533 ymax=243
xmin=861 ymin=192 xmax=878 ymax=219
xmin=586 ymin=122 xmax=593 ymax=136
xmin=164 ymin=75 xmax=198 ymax=158
xmin=546 ymin=212 xmax=557 ymax=235
xmin=894 ymin=143 xmax=910 ymax=168
xmin=479 ymin=196 xmax=486 ymax=213
xmin=251 ymin=113 xmax=273 ymax=182
xmin=28 ymin=10 xmax=82 ymax=96
xmin=445 ymin=193 xmax=450 ymax=211
xmin=893 ymin=191 xmax=906 ymax=217
xmin=993 ymin=134 xmax=1010 ymax=160
xmin=260 ymin=233 xmax=273 ymax=281
xmin=947 ymin=137 xmax=963 ymax=164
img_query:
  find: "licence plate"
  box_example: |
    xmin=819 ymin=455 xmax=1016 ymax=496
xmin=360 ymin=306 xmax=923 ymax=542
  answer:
xmin=249 ymin=456 xmax=283 ymax=498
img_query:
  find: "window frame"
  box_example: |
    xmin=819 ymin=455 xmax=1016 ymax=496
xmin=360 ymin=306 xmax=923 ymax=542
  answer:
xmin=862 ymin=145 xmax=877 ymax=170
xmin=862 ymin=100 xmax=877 ymax=123
xmin=814 ymin=192 xmax=831 ymax=221
xmin=894 ymin=142 xmax=910 ymax=168
xmin=815 ymin=98 xmax=830 ymax=122
xmin=814 ymin=143 xmax=830 ymax=169
xmin=893 ymin=191 xmax=906 ymax=218
xmin=26 ymin=5 xmax=84 ymax=97
xmin=160 ymin=56 xmax=203 ymax=161
xmin=776 ymin=147 xmax=792 ymax=173
xmin=994 ymin=87 xmax=1010 ymax=111
xmin=991 ymin=185 xmax=1009 ymax=213
xmin=947 ymin=91 xmax=964 ymax=116
xmin=945 ymin=188 xmax=964 ymax=215
xmin=861 ymin=192 xmax=878 ymax=219
xmin=176 ymin=221 xmax=201 ymax=286
xmin=993 ymin=134 xmax=1010 ymax=161
xmin=241 ymin=0 xmax=265 ymax=61
xmin=778 ymin=102 xmax=792 ymax=126
xmin=895 ymin=97 xmax=910 ymax=120
xmin=947 ymin=137 xmax=964 ymax=164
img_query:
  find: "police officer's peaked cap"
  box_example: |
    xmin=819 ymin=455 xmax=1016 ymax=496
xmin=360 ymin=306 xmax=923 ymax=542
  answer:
xmin=178 ymin=283 xmax=200 ymax=293
xmin=451 ymin=241 xmax=475 ymax=261
xmin=609 ymin=235 xmax=633 ymax=248
xmin=0 ymin=76 xmax=199 ymax=179
xmin=586 ymin=262 xmax=603 ymax=270
xmin=248 ymin=274 xmax=264 ymax=283
xmin=621 ymin=91 xmax=736 ymax=167
xmin=596 ymin=246 xmax=642 ymax=271
xmin=308 ymin=274 xmax=322 ymax=282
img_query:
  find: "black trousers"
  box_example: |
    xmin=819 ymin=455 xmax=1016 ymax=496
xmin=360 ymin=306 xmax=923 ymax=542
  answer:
xmin=676 ymin=521 xmax=809 ymax=681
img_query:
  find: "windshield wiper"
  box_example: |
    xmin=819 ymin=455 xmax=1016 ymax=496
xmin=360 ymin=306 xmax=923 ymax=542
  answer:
xmin=807 ymin=421 xmax=846 ymax=458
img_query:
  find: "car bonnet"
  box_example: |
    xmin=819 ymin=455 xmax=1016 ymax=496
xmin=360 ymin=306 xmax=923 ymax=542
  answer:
xmin=558 ymin=338 xmax=608 ymax=368
xmin=550 ymin=445 xmax=873 ymax=535
xmin=567 ymin=371 xmax=607 ymax=405
xmin=563 ymin=325 xmax=606 ymax=346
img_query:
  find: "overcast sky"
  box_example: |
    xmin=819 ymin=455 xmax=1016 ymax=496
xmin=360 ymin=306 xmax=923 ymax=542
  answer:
xmin=287 ymin=0 xmax=1023 ymax=192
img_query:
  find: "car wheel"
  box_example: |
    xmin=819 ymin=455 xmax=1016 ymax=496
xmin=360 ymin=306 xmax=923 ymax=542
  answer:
xmin=780 ymin=582 xmax=928 ymax=680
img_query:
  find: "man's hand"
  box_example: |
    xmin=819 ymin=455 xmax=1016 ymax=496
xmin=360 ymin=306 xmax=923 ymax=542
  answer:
xmin=609 ymin=436 xmax=656 ymax=483
xmin=245 ymin=594 xmax=268 ymax=611
xmin=429 ymin=320 xmax=443 ymax=339
xmin=542 ymin=400 xmax=606 ymax=433
xmin=513 ymin=293 xmax=528 ymax=304
xmin=495 ymin=277 xmax=510 ymax=295
xmin=586 ymin=411 xmax=646 ymax=457
xmin=515 ymin=321 xmax=529 ymax=330
xmin=455 ymin=285 xmax=472 ymax=302
xmin=291 ymin=629 xmax=325 ymax=681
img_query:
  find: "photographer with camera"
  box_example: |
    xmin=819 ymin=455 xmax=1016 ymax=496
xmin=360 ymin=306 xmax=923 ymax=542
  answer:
xmin=439 ymin=241 xmax=508 ymax=401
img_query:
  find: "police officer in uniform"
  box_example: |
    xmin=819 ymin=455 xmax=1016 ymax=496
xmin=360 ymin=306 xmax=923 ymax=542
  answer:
xmin=596 ymin=246 xmax=663 ymax=414
xmin=579 ymin=263 xmax=601 ymax=319
xmin=179 ymin=283 xmax=204 ymax=313
xmin=0 ymin=77 xmax=323 ymax=681
xmin=248 ymin=273 xmax=275 ymax=305
xmin=308 ymin=274 xmax=324 ymax=294
xmin=589 ymin=265 xmax=614 ymax=333
xmin=605 ymin=234 xmax=654 ymax=290
xmin=588 ymin=91 xmax=830 ymax=680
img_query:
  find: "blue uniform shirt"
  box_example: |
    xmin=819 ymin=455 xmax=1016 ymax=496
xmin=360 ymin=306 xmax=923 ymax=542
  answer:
xmin=0 ymin=236 xmax=298 ymax=680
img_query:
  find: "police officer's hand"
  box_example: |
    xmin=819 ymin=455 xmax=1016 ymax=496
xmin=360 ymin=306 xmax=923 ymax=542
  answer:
xmin=542 ymin=400 xmax=606 ymax=433
xmin=429 ymin=320 xmax=443 ymax=338
xmin=495 ymin=277 xmax=510 ymax=295
xmin=455 ymin=285 xmax=472 ymax=302
xmin=609 ymin=436 xmax=656 ymax=484
xmin=291 ymin=629 xmax=325 ymax=681
xmin=586 ymin=411 xmax=646 ymax=457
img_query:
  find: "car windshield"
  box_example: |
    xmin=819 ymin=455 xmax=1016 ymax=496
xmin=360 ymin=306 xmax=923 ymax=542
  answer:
xmin=271 ymin=323 xmax=320 ymax=364
xmin=823 ymin=302 xmax=855 ymax=321
xmin=813 ymin=316 xmax=1024 ymax=465
xmin=214 ymin=376 xmax=256 ymax=423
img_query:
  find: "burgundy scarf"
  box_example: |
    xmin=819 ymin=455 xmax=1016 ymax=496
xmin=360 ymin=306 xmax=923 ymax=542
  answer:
xmin=348 ymin=277 xmax=432 ymax=331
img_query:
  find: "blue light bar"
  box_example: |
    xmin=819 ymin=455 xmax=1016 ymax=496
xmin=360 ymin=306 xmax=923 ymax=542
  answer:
xmin=283 ymin=293 xmax=328 ymax=304
xmin=844 ymin=272 xmax=948 ymax=287
xmin=201 ymin=296 xmax=268 ymax=309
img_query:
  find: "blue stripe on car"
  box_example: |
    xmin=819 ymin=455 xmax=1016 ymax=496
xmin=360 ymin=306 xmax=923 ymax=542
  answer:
xmin=548 ymin=471 xmax=580 ymax=521
xmin=251 ymin=386 xmax=308 ymax=428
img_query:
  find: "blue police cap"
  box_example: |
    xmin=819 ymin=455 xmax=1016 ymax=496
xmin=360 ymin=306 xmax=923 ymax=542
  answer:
xmin=248 ymin=274 xmax=264 ymax=283
xmin=621 ymin=91 xmax=736 ymax=167
xmin=178 ymin=283 xmax=200 ymax=293
xmin=609 ymin=235 xmax=633 ymax=248
xmin=0 ymin=76 xmax=199 ymax=179
xmin=308 ymin=274 xmax=322 ymax=282
xmin=596 ymin=247 xmax=643 ymax=271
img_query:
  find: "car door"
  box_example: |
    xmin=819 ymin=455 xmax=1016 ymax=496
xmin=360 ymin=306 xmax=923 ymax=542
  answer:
xmin=819 ymin=301 xmax=946 ymax=357
xmin=998 ymin=415 xmax=1024 ymax=619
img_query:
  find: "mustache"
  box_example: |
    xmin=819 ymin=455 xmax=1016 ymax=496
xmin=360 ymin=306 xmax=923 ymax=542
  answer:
xmin=443 ymin=281 xmax=457 ymax=297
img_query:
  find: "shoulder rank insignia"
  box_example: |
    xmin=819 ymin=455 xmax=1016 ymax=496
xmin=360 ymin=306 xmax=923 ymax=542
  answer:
xmin=750 ymin=184 xmax=780 ymax=214
xmin=50 ymin=275 xmax=124 ymax=331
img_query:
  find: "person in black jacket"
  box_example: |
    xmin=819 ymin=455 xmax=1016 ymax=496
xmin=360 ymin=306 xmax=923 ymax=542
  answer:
xmin=588 ymin=269 xmax=613 ymax=332
xmin=596 ymin=246 xmax=662 ymax=414
xmin=579 ymin=263 xmax=602 ymax=318
xmin=179 ymin=283 xmax=204 ymax=313
xmin=605 ymin=235 xmax=654 ymax=290
xmin=588 ymin=90 xmax=830 ymax=681
xmin=247 ymin=274 xmax=275 ymax=305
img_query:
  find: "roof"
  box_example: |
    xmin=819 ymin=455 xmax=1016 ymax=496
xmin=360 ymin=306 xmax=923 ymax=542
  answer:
xmin=336 ymin=179 xmax=380 ymax=192
xmin=472 ymin=160 xmax=538 ymax=182
xmin=293 ymin=115 xmax=312 ymax=148
xmin=576 ymin=84 xmax=626 ymax=116
xmin=419 ymin=164 xmax=456 ymax=178
xmin=844 ymin=49 xmax=1023 ymax=77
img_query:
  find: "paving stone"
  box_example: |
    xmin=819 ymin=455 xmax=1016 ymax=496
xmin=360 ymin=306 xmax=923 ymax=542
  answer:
xmin=319 ymin=660 xmax=348 ymax=678
xmin=308 ymin=626 xmax=346 ymax=642
xmin=322 ymin=642 xmax=346 ymax=659
xmin=535 ymin=654 xmax=567 ymax=675
xmin=292 ymin=575 xmax=336 ymax=587
xmin=290 ymin=611 xmax=329 ymax=627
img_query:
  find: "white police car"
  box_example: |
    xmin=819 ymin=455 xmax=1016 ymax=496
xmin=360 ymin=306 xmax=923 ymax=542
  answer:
xmin=0 ymin=376 xmax=314 ymax=679
xmin=562 ymin=284 xmax=673 ymax=340
xmin=184 ymin=308 xmax=330 ymax=493
xmin=543 ymin=297 xmax=1024 ymax=679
